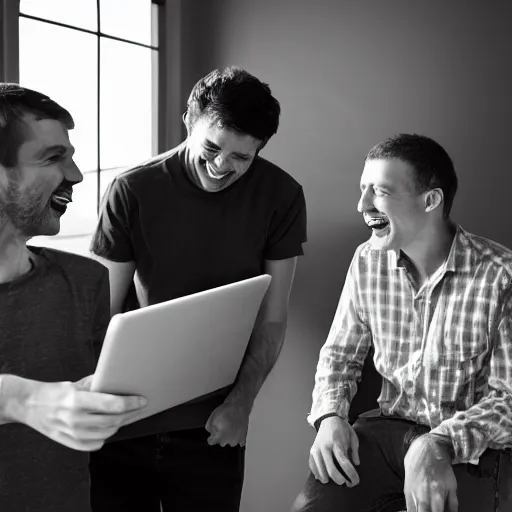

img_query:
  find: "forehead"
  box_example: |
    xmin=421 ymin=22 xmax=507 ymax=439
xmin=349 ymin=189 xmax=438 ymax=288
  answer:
xmin=361 ymin=158 xmax=416 ymax=191
xmin=17 ymin=113 xmax=73 ymax=160
xmin=192 ymin=116 xmax=261 ymax=154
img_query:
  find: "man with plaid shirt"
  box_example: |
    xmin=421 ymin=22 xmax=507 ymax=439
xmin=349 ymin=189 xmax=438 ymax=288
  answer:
xmin=292 ymin=134 xmax=512 ymax=512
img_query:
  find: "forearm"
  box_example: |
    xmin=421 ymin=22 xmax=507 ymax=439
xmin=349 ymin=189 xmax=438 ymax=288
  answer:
xmin=226 ymin=320 xmax=287 ymax=410
xmin=0 ymin=374 xmax=34 ymax=425
xmin=430 ymin=385 xmax=512 ymax=463
xmin=308 ymin=360 xmax=361 ymax=427
xmin=308 ymin=332 xmax=371 ymax=427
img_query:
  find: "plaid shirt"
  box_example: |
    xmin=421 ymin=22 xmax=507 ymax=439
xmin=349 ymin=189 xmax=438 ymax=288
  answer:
xmin=309 ymin=225 xmax=512 ymax=464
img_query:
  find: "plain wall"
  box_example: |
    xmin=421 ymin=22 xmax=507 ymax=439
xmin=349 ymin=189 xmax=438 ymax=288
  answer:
xmin=174 ymin=1 xmax=512 ymax=510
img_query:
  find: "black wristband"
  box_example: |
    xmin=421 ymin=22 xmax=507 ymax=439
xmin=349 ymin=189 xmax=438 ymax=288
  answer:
xmin=313 ymin=413 xmax=343 ymax=432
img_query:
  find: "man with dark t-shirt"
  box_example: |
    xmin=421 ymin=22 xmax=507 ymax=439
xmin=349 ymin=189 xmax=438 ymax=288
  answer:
xmin=0 ymin=84 xmax=147 ymax=511
xmin=89 ymin=66 xmax=308 ymax=511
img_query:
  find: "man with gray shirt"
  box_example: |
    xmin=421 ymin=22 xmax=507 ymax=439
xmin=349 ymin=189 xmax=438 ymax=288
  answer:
xmin=0 ymin=84 xmax=146 ymax=512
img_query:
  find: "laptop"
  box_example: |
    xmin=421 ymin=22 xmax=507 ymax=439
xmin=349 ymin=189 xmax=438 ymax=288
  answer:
xmin=90 ymin=274 xmax=271 ymax=422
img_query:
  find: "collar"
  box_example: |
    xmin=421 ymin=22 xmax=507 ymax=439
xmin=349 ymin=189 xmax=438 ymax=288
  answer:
xmin=389 ymin=224 xmax=473 ymax=274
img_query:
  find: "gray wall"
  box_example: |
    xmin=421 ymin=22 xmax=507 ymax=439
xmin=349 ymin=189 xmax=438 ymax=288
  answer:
xmin=175 ymin=1 xmax=512 ymax=510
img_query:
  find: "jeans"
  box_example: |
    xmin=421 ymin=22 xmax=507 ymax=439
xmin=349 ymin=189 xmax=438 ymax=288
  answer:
xmin=89 ymin=427 xmax=245 ymax=512
xmin=291 ymin=411 xmax=512 ymax=512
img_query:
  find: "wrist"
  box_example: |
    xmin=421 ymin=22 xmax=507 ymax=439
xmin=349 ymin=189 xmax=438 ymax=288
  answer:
xmin=224 ymin=389 xmax=255 ymax=413
xmin=407 ymin=433 xmax=454 ymax=463
xmin=0 ymin=375 xmax=35 ymax=425
xmin=425 ymin=432 xmax=455 ymax=461
xmin=314 ymin=413 xmax=345 ymax=431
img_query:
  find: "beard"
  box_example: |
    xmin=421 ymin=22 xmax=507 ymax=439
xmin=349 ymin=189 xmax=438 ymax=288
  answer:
xmin=0 ymin=182 xmax=53 ymax=238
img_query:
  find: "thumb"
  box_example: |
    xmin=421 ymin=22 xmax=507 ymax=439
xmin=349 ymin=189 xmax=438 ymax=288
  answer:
xmin=350 ymin=430 xmax=360 ymax=466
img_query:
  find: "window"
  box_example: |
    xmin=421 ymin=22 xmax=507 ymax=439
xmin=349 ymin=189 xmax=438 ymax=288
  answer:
xmin=19 ymin=0 xmax=159 ymax=255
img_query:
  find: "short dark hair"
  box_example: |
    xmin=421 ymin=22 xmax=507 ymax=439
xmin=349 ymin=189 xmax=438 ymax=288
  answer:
xmin=366 ymin=133 xmax=458 ymax=217
xmin=186 ymin=66 xmax=280 ymax=143
xmin=0 ymin=83 xmax=74 ymax=168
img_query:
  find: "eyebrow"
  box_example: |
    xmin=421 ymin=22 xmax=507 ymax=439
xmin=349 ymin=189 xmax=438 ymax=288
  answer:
xmin=35 ymin=145 xmax=74 ymax=160
xmin=360 ymin=182 xmax=395 ymax=193
xmin=203 ymin=139 xmax=251 ymax=159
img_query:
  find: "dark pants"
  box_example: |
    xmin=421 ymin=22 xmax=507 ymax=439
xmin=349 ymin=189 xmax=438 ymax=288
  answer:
xmin=291 ymin=412 xmax=512 ymax=512
xmin=89 ymin=428 xmax=245 ymax=512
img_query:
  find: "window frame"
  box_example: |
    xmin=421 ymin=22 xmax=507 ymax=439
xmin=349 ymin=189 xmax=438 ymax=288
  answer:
xmin=18 ymin=0 xmax=161 ymax=216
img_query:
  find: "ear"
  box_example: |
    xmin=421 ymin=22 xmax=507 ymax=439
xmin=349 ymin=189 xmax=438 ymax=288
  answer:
xmin=424 ymin=189 xmax=443 ymax=213
xmin=182 ymin=111 xmax=190 ymax=134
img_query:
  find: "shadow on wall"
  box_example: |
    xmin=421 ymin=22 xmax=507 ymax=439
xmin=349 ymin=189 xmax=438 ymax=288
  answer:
xmin=291 ymin=219 xmax=382 ymax=418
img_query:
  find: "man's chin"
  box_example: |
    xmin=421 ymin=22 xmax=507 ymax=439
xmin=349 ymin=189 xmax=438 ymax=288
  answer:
xmin=369 ymin=230 xmax=396 ymax=251
xmin=28 ymin=209 xmax=62 ymax=237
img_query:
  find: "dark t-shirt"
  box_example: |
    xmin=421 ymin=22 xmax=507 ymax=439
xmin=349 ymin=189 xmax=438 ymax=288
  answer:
xmin=0 ymin=247 xmax=109 ymax=512
xmin=90 ymin=143 xmax=307 ymax=439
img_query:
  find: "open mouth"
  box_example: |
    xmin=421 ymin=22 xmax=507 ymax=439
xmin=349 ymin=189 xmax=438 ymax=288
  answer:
xmin=365 ymin=216 xmax=390 ymax=232
xmin=49 ymin=188 xmax=73 ymax=213
xmin=204 ymin=162 xmax=234 ymax=181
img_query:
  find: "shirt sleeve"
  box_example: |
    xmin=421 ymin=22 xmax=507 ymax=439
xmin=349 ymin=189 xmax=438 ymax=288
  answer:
xmin=89 ymin=177 xmax=136 ymax=262
xmin=263 ymin=186 xmax=307 ymax=260
xmin=307 ymin=251 xmax=372 ymax=427
xmin=430 ymin=288 xmax=512 ymax=463
xmin=91 ymin=267 xmax=111 ymax=365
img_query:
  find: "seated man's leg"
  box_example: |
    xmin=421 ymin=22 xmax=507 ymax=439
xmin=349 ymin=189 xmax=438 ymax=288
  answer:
xmin=291 ymin=416 xmax=415 ymax=512
xmin=454 ymin=449 xmax=512 ymax=512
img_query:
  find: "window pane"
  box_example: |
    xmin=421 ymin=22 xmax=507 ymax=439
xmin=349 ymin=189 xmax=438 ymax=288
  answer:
xmin=100 ymin=39 xmax=155 ymax=169
xmin=100 ymin=0 xmax=153 ymax=46
xmin=19 ymin=18 xmax=99 ymax=174
xmin=20 ymin=0 xmax=97 ymax=32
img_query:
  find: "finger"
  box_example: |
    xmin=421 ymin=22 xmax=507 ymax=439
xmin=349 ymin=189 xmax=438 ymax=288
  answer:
xmin=350 ymin=431 xmax=360 ymax=466
xmin=333 ymin=446 xmax=359 ymax=487
xmin=207 ymin=432 xmax=221 ymax=446
xmin=118 ymin=409 xmax=146 ymax=428
xmin=76 ymin=391 xmax=147 ymax=414
xmin=325 ymin=449 xmax=348 ymax=486
xmin=63 ymin=424 xmax=119 ymax=442
xmin=53 ymin=430 xmax=106 ymax=452
xmin=430 ymin=492 xmax=446 ymax=512
xmin=205 ymin=415 xmax=213 ymax=433
xmin=311 ymin=449 xmax=330 ymax=483
xmin=309 ymin=454 xmax=328 ymax=484
xmin=447 ymin=489 xmax=459 ymax=512
xmin=320 ymin=447 xmax=345 ymax=485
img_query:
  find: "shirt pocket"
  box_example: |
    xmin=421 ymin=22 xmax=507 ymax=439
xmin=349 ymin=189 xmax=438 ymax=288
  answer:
xmin=441 ymin=344 xmax=490 ymax=406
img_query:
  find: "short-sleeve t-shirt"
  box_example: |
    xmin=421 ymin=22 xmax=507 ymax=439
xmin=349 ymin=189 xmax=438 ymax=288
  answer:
xmin=90 ymin=143 xmax=307 ymax=439
xmin=0 ymin=247 xmax=110 ymax=512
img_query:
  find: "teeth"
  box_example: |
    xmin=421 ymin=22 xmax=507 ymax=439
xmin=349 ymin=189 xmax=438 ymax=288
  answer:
xmin=51 ymin=195 xmax=70 ymax=205
xmin=367 ymin=217 xmax=389 ymax=228
xmin=206 ymin=164 xmax=231 ymax=180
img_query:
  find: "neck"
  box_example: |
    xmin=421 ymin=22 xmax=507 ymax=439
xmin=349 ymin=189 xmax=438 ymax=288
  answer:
xmin=0 ymin=223 xmax=32 ymax=284
xmin=402 ymin=220 xmax=456 ymax=287
xmin=181 ymin=143 xmax=203 ymax=188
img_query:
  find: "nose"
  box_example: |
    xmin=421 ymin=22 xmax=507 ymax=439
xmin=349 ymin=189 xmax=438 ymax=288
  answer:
xmin=213 ymin=153 xmax=230 ymax=171
xmin=357 ymin=187 xmax=373 ymax=213
xmin=63 ymin=159 xmax=83 ymax=185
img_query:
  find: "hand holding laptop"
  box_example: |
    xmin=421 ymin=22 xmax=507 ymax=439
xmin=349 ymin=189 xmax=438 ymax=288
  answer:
xmin=1 ymin=373 xmax=147 ymax=451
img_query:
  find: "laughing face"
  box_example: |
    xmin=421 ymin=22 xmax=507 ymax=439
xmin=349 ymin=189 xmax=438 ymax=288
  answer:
xmin=184 ymin=115 xmax=262 ymax=193
xmin=358 ymin=158 xmax=430 ymax=251
xmin=0 ymin=112 xmax=82 ymax=238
